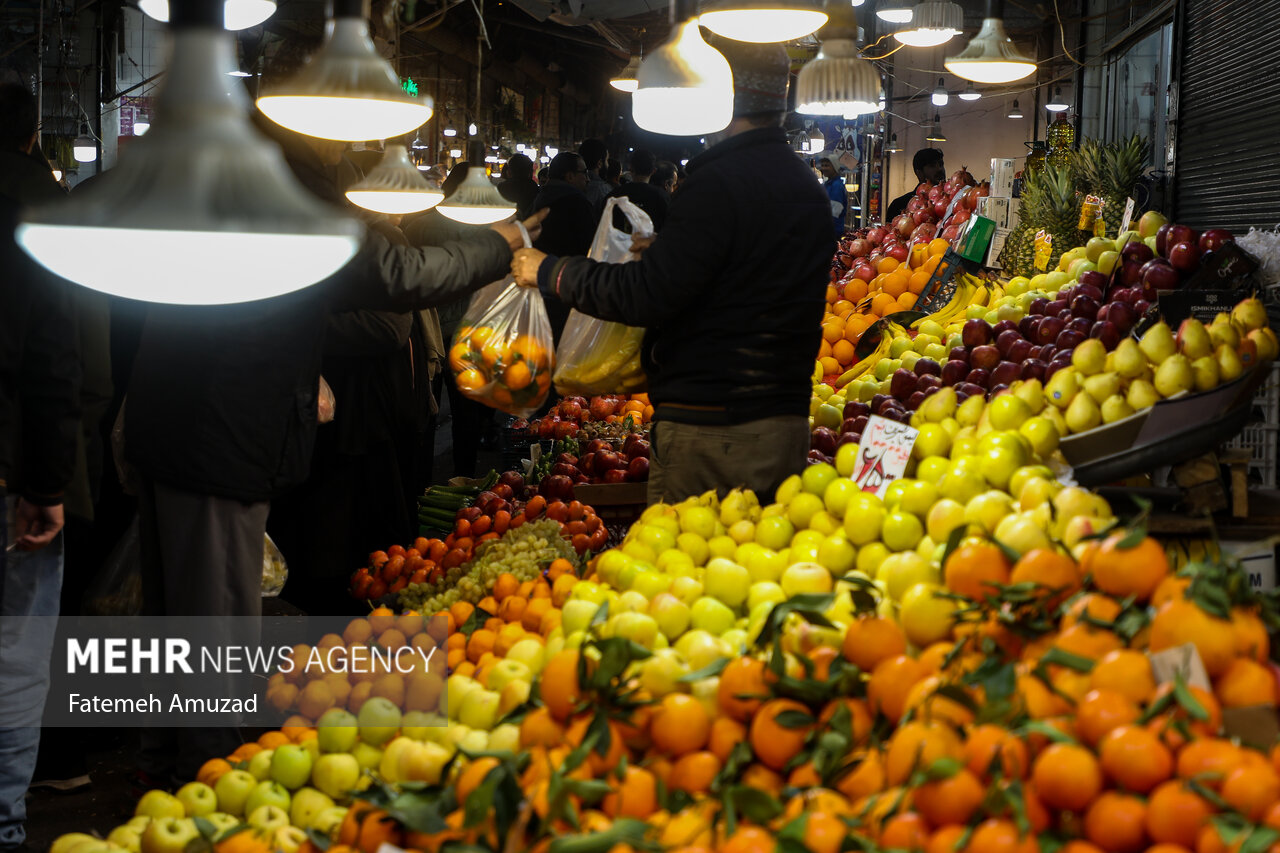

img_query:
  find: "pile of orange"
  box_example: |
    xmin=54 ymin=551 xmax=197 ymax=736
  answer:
xmin=818 ymin=238 xmax=950 ymax=375
xmin=449 ymin=324 xmax=552 ymax=415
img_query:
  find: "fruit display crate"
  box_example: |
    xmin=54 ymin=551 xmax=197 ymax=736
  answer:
xmin=1223 ymin=363 xmax=1280 ymax=488
xmin=572 ymin=481 xmax=648 ymax=545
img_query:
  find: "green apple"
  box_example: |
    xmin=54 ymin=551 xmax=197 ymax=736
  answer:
xmin=726 ymin=520 xmax=756 ymax=545
xmin=252 ymin=751 xmax=277 ymax=782
xmin=636 ymin=523 xmax=676 ymax=554
xmin=357 ymin=696 xmax=402 ymax=745
xmin=458 ymin=688 xmax=502 ymax=731
xmin=678 ymin=505 xmax=718 ymax=539
xmin=124 ymin=817 xmax=152 ymax=833
xmin=288 ymin=787 xmax=335 ymax=828
xmin=822 ymin=478 xmax=857 ymax=518
xmin=754 ymin=515 xmax=795 ymax=551
xmin=925 ymin=498 xmax=966 ymax=542
xmin=632 ymin=570 xmax=673 ymax=600
xmin=244 ymin=780 xmax=291 ymax=816
xmin=704 ymin=557 xmax=750 ymax=608
xmin=816 ymin=534 xmax=856 ymax=575
xmin=616 ymin=590 xmax=649 ymax=613
xmin=841 ymin=493 xmax=885 ymax=546
xmin=312 ymin=807 xmax=348 ymax=838
xmin=135 ymin=790 xmax=185 ymax=820
xmin=139 ymin=818 xmax=199 ymax=853
xmin=649 ymin=592 xmax=691 ymax=639
xmin=270 ymin=743 xmax=313 ymax=791
xmin=674 ymin=630 xmax=728 ymax=670
xmin=488 ymin=723 xmax=521 ymax=754
xmin=676 ymin=532 xmax=710 ymax=566
xmin=881 ymin=510 xmax=924 ymax=552
xmin=876 ymin=551 xmax=939 ymax=601
xmin=201 ymin=813 xmax=239 ymax=838
xmin=213 ymin=770 xmax=257 ymax=817
xmin=964 ymin=489 xmax=1015 ymax=534
xmin=274 ymin=826 xmax=309 ymax=853
xmin=51 ymin=834 xmax=100 ymax=853
xmin=855 ymin=541 xmax=890 ymax=575
xmin=780 ymin=561 xmax=834 ymax=596
xmin=247 ymin=804 xmax=291 ymax=834
xmin=486 ymin=659 xmax=531 ymax=692
xmin=350 ymin=742 xmax=383 ymax=771
xmin=310 ymin=753 xmax=361 ymax=801
xmin=689 ymin=596 xmax=736 ymax=635
xmin=899 ymin=583 xmax=959 ymax=647
xmin=106 ymin=827 xmax=141 ymax=853
xmin=669 ymin=575 xmax=704 ymax=606
xmin=639 ymin=648 xmax=689 ymax=697
xmin=741 ymin=545 xmax=785 ymax=583
xmin=915 ymin=456 xmax=950 ymax=484
xmin=707 ymin=535 xmax=737 ymax=560
xmin=498 ymin=679 xmax=531 ymax=715
xmin=174 ymin=782 xmax=217 ymax=818
xmin=594 ymin=550 xmax=632 ymax=586
xmin=315 ymin=707 xmax=359 ymax=753
xmin=747 ymin=581 xmax=786 ymax=613
xmin=560 ymin=599 xmax=599 ymax=635
xmin=609 ymin=611 xmax=660 ymax=648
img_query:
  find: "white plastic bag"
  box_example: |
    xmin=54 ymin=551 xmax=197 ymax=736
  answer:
xmin=553 ymin=198 xmax=655 ymax=396
xmin=449 ymin=232 xmax=555 ymax=417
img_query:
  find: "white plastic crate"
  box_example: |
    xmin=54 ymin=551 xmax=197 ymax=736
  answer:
xmin=1251 ymin=362 xmax=1280 ymax=427
xmin=1225 ymin=423 xmax=1278 ymax=488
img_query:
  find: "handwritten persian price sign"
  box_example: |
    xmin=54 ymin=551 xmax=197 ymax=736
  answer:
xmin=853 ymin=415 xmax=919 ymax=498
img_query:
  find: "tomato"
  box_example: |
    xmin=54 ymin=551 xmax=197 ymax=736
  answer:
xmin=388 ymin=576 xmax=408 ymax=594
xmin=565 ymin=520 xmax=588 ymax=537
xmin=387 ymin=544 xmax=406 ymax=558
xmin=589 ymin=528 xmax=609 ymax=551
xmin=567 ymin=500 xmax=586 ymax=521
xmin=493 ymin=510 xmax=511 ymax=535
xmin=442 ymin=549 xmax=468 ymax=569
xmin=350 ymin=569 xmax=372 ymax=598
xmin=369 ymin=550 xmax=389 ymax=569
xmin=546 ymin=501 xmax=569 ymax=523
xmin=524 ymin=495 xmax=547 ymax=520
xmin=455 ymin=518 xmax=472 ymax=538
xmin=571 ymin=533 xmax=590 ymax=554
xmin=409 ymin=568 xmax=429 ymax=585
xmin=413 ymin=537 xmax=431 ymax=554
xmin=471 ymin=516 xmax=492 ymax=536
xmin=368 ymin=578 xmax=388 ymax=599
xmin=382 ymin=555 xmax=406 ymax=582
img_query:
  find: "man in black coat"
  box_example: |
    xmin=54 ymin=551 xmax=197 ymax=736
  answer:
xmin=511 ymin=39 xmax=833 ymax=502
xmin=608 ymin=149 xmax=669 ymax=232
xmin=498 ymin=153 xmax=540 ymax=220
xmin=531 ymin=152 xmax=597 ymax=341
xmin=0 ymin=82 xmax=82 ymax=853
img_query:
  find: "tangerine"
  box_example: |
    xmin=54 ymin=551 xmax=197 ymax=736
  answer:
xmin=964 ymin=724 xmax=1029 ymax=780
xmin=717 ymin=657 xmax=770 ymax=721
xmin=1146 ymin=781 xmax=1214 ymax=848
xmin=1098 ymin=725 xmax=1173 ymax=793
xmin=914 ymin=767 xmax=985 ymax=828
xmin=842 ymin=616 xmax=908 ymax=672
xmin=749 ymin=698 xmax=812 ymax=771
xmin=885 ymin=719 xmax=963 ymax=786
xmin=1075 ymin=689 xmax=1141 ymax=746
xmin=539 ymin=650 xmax=583 ymax=720
xmin=868 ymin=655 xmax=932 ymax=723
xmin=1089 ymin=649 xmax=1158 ymax=705
xmin=1220 ymin=764 xmax=1280 ymax=821
xmin=1031 ymin=743 xmax=1103 ymax=812
xmin=1010 ymin=548 xmax=1081 ymax=607
xmin=1083 ymin=791 xmax=1148 ymax=853
xmin=651 ymin=694 xmax=711 ymax=757
xmin=1090 ymin=532 xmax=1169 ymax=601
xmin=1149 ymin=598 xmax=1236 ymax=677
xmin=1214 ymin=658 xmax=1278 ymax=708
xmin=944 ymin=542 xmax=1011 ymax=600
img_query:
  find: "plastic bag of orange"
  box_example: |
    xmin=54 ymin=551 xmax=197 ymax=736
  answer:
xmin=450 ymin=237 xmax=555 ymax=417
xmin=553 ymin=197 xmax=654 ymax=396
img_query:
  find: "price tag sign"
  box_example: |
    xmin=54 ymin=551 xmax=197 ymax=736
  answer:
xmin=853 ymin=415 xmax=918 ymax=498
xmin=1119 ymin=197 xmax=1136 ymax=234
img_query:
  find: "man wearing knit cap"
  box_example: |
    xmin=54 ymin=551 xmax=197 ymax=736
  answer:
xmin=511 ymin=37 xmax=834 ymax=503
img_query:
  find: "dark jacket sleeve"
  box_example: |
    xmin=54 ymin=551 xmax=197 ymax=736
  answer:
xmin=545 ymin=176 xmax=735 ymax=328
xmin=18 ymin=273 xmax=82 ymax=505
xmin=324 ymin=310 xmax=413 ymax=358
xmin=351 ymin=227 xmax=513 ymax=311
xmin=536 ymin=196 xmax=597 ymax=259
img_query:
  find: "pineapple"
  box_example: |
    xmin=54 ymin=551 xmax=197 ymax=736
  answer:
xmin=1074 ymin=135 xmax=1148 ymax=236
xmin=1007 ymin=164 xmax=1082 ymax=273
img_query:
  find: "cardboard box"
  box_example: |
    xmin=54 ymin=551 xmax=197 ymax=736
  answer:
xmin=990 ymin=158 xmax=1015 ymax=197
xmin=977 ymin=196 xmax=1010 ymax=227
xmin=986 ymin=227 xmax=1013 ymax=268
xmin=956 ymin=215 xmax=995 ymax=265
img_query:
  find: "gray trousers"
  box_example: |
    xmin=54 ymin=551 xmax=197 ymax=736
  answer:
xmin=137 ymin=478 xmax=268 ymax=782
xmin=647 ymin=415 xmax=809 ymax=505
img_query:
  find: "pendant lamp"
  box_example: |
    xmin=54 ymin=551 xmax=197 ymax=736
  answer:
xmin=437 ymin=169 xmax=516 ymax=224
xmin=926 ymin=113 xmax=946 ymax=141
xmin=893 ymin=0 xmax=962 ymax=47
xmin=875 ymin=0 xmax=912 ymax=24
xmin=944 ymin=0 xmax=1035 ymax=83
xmin=795 ymin=0 xmax=881 ymax=117
xmin=633 ymin=0 xmax=734 ymax=136
xmin=958 ymin=82 xmax=981 ymax=100
xmin=257 ymin=0 xmax=432 ymax=142
xmin=138 ymin=0 xmax=276 ymax=30
xmin=884 ymin=133 xmax=902 ymax=153
xmin=698 ymin=0 xmax=827 ymax=44
xmin=17 ymin=0 xmax=362 ymax=305
xmin=611 ymin=48 xmax=643 ymax=92
xmin=73 ymin=125 xmax=97 ymax=162
xmin=931 ymin=78 xmax=949 ymax=106
xmin=1045 ymin=85 xmax=1069 ymax=111
xmin=1007 ymin=99 xmax=1023 ymax=118
xmin=345 ymin=145 xmax=445 ymax=214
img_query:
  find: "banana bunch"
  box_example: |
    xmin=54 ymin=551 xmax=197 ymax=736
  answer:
xmin=916 ymin=274 xmax=988 ymax=329
xmin=554 ymin=323 xmax=647 ymax=396
xmin=836 ymin=326 xmax=893 ymax=388
xmin=1163 ymin=537 xmax=1224 ymax=571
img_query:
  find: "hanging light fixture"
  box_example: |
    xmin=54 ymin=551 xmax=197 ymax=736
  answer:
xmin=134 ymin=112 xmax=152 ymax=135
xmin=17 ymin=0 xmax=361 ymax=305
xmin=944 ymin=0 xmax=1035 ymax=83
xmin=698 ymin=0 xmax=827 ymax=43
xmin=1007 ymin=99 xmax=1023 ymax=118
xmin=632 ymin=0 xmax=734 ymax=136
xmin=449 ymin=148 xmax=463 ymax=158
xmin=443 ymin=126 xmax=457 ymax=137
xmin=228 ymin=69 xmax=253 ymax=77
xmin=52 ymin=168 xmax=64 ymax=182
xmin=345 ymin=145 xmax=445 ymax=214
xmin=926 ymin=113 xmax=946 ymax=142
xmin=1045 ymin=85 xmax=1069 ymax=111
xmin=884 ymin=133 xmax=902 ymax=153
xmin=893 ymin=0 xmax=962 ymax=47
xmin=795 ymin=0 xmax=881 ymax=117
xmin=611 ymin=45 xmax=644 ymax=92
xmin=468 ymin=122 xmax=479 ymax=136
xmin=958 ymin=81 xmax=981 ymax=100
xmin=73 ymin=125 xmax=97 ymax=162
xmin=545 ymin=144 xmax=559 ymax=157
xmin=875 ymin=0 xmax=912 ymax=24
xmin=138 ymin=0 xmax=277 ymax=30
xmin=807 ymin=125 xmax=825 ymax=152
xmin=931 ymin=77 xmax=949 ymax=106
xmin=437 ymin=168 xmax=516 ymax=224
xmin=257 ymin=0 xmax=432 ymax=142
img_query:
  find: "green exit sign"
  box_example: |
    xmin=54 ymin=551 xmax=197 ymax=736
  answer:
xmin=401 ymin=78 xmax=418 ymax=97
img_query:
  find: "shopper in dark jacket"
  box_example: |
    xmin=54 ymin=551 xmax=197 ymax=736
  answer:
xmin=532 ymin=153 xmax=596 ymax=342
xmin=512 ymin=40 xmax=832 ymax=502
xmin=0 ymin=82 xmax=82 ymax=853
xmin=498 ymin=154 xmax=540 ymax=220
xmin=608 ymin=149 xmax=669 ymax=232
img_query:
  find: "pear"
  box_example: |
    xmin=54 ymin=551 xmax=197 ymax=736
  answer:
xmin=1065 ymin=392 xmax=1102 ymax=434
xmin=1248 ymin=327 xmax=1279 ymax=362
xmin=1127 ymin=379 xmax=1161 ymax=411
xmin=1216 ymin=343 xmax=1244 ymax=381
xmin=1113 ymin=339 xmax=1147 ymax=379
xmin=1013 ymin=379 xmax=1044 ymax=413
xmin=1232 ymin=297 xmax=1269 ymax=332
xmin=1071 ymin=338 xmax=1108 ymax=376
xmin=1083 ymin=372 xmax=1121 ymax=404
xmin=1139 ymin=321 xmax=1177 ymax=365
xmin=1045 ymin=368 xmax=1080 ymax=410
xmin=956 ymin=394 xmax=986 ymax=427
xmin=1176 ymin=318 xmax=1213 ymax=360
xmin=1153 ymin=354 xmax=1194 ymax=397
xmin=1209 ymin=314 xmax=1241 ymax=349
xmin=919 ymin=386 xmax=958 ymax=423
xmin=1101 ymin=396 xmax=1135 ymax=423
xmin=1104 ymin=351 xmax=1117 ymax=373
xmin=1190 ymin=355 xmax=1220 ymax=392
xmin=1042 ymin=403 xmax=1068 ymax=435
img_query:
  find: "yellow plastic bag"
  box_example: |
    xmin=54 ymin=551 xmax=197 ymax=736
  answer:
xmin=553 ymin=197 xmax=655 ymax=396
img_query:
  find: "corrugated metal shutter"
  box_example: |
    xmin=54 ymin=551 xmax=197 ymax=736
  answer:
xmin=1174 ymin=0 xmax=1280 ymax=231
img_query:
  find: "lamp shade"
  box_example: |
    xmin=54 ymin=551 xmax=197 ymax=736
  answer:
xmin=256 ymin=4 xmax=432 ymax=142
xmin=1045 ymin=86 xmax=1069 ymax=111
xmin=795 ymin=1 xmax=881 ymax=116
xmin=958 ymin=82 xmax=981 ymax=100
xmin=138 ymin=0 xmax=277 ymax=30
xmin=931 ymin=78 xmax=949 ymax=106
xmin=345 ymin=146 xmax=445 ymax=214
xmin=632 ymin=20 xmax=734 ymax=136
xmin=610 ymin=52 xmax=643 ymax=92
xmin=1007 ymin=99 xmax=1023 ymax=118
xmin=73 ymin=128 xmax=97 ymax=163
xmin=875 ymin=0 xmax=913 ymax=24
xmin=885 ymin=133 xmax=902 ymax=152
xmin=944 ymin=16 xmax=1036 ymax=83
xmin=17 ymin=20 xmax=361 ymax=305
xmin=893 ymin=0 xmax=962 ymax=47
xmin=926 ymin=114 xmax=946 ymax=141
xmin=436 ymin=169 xmax=516 ymax=224
xmin=698 ymin=0 xmax=828 ymax=43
